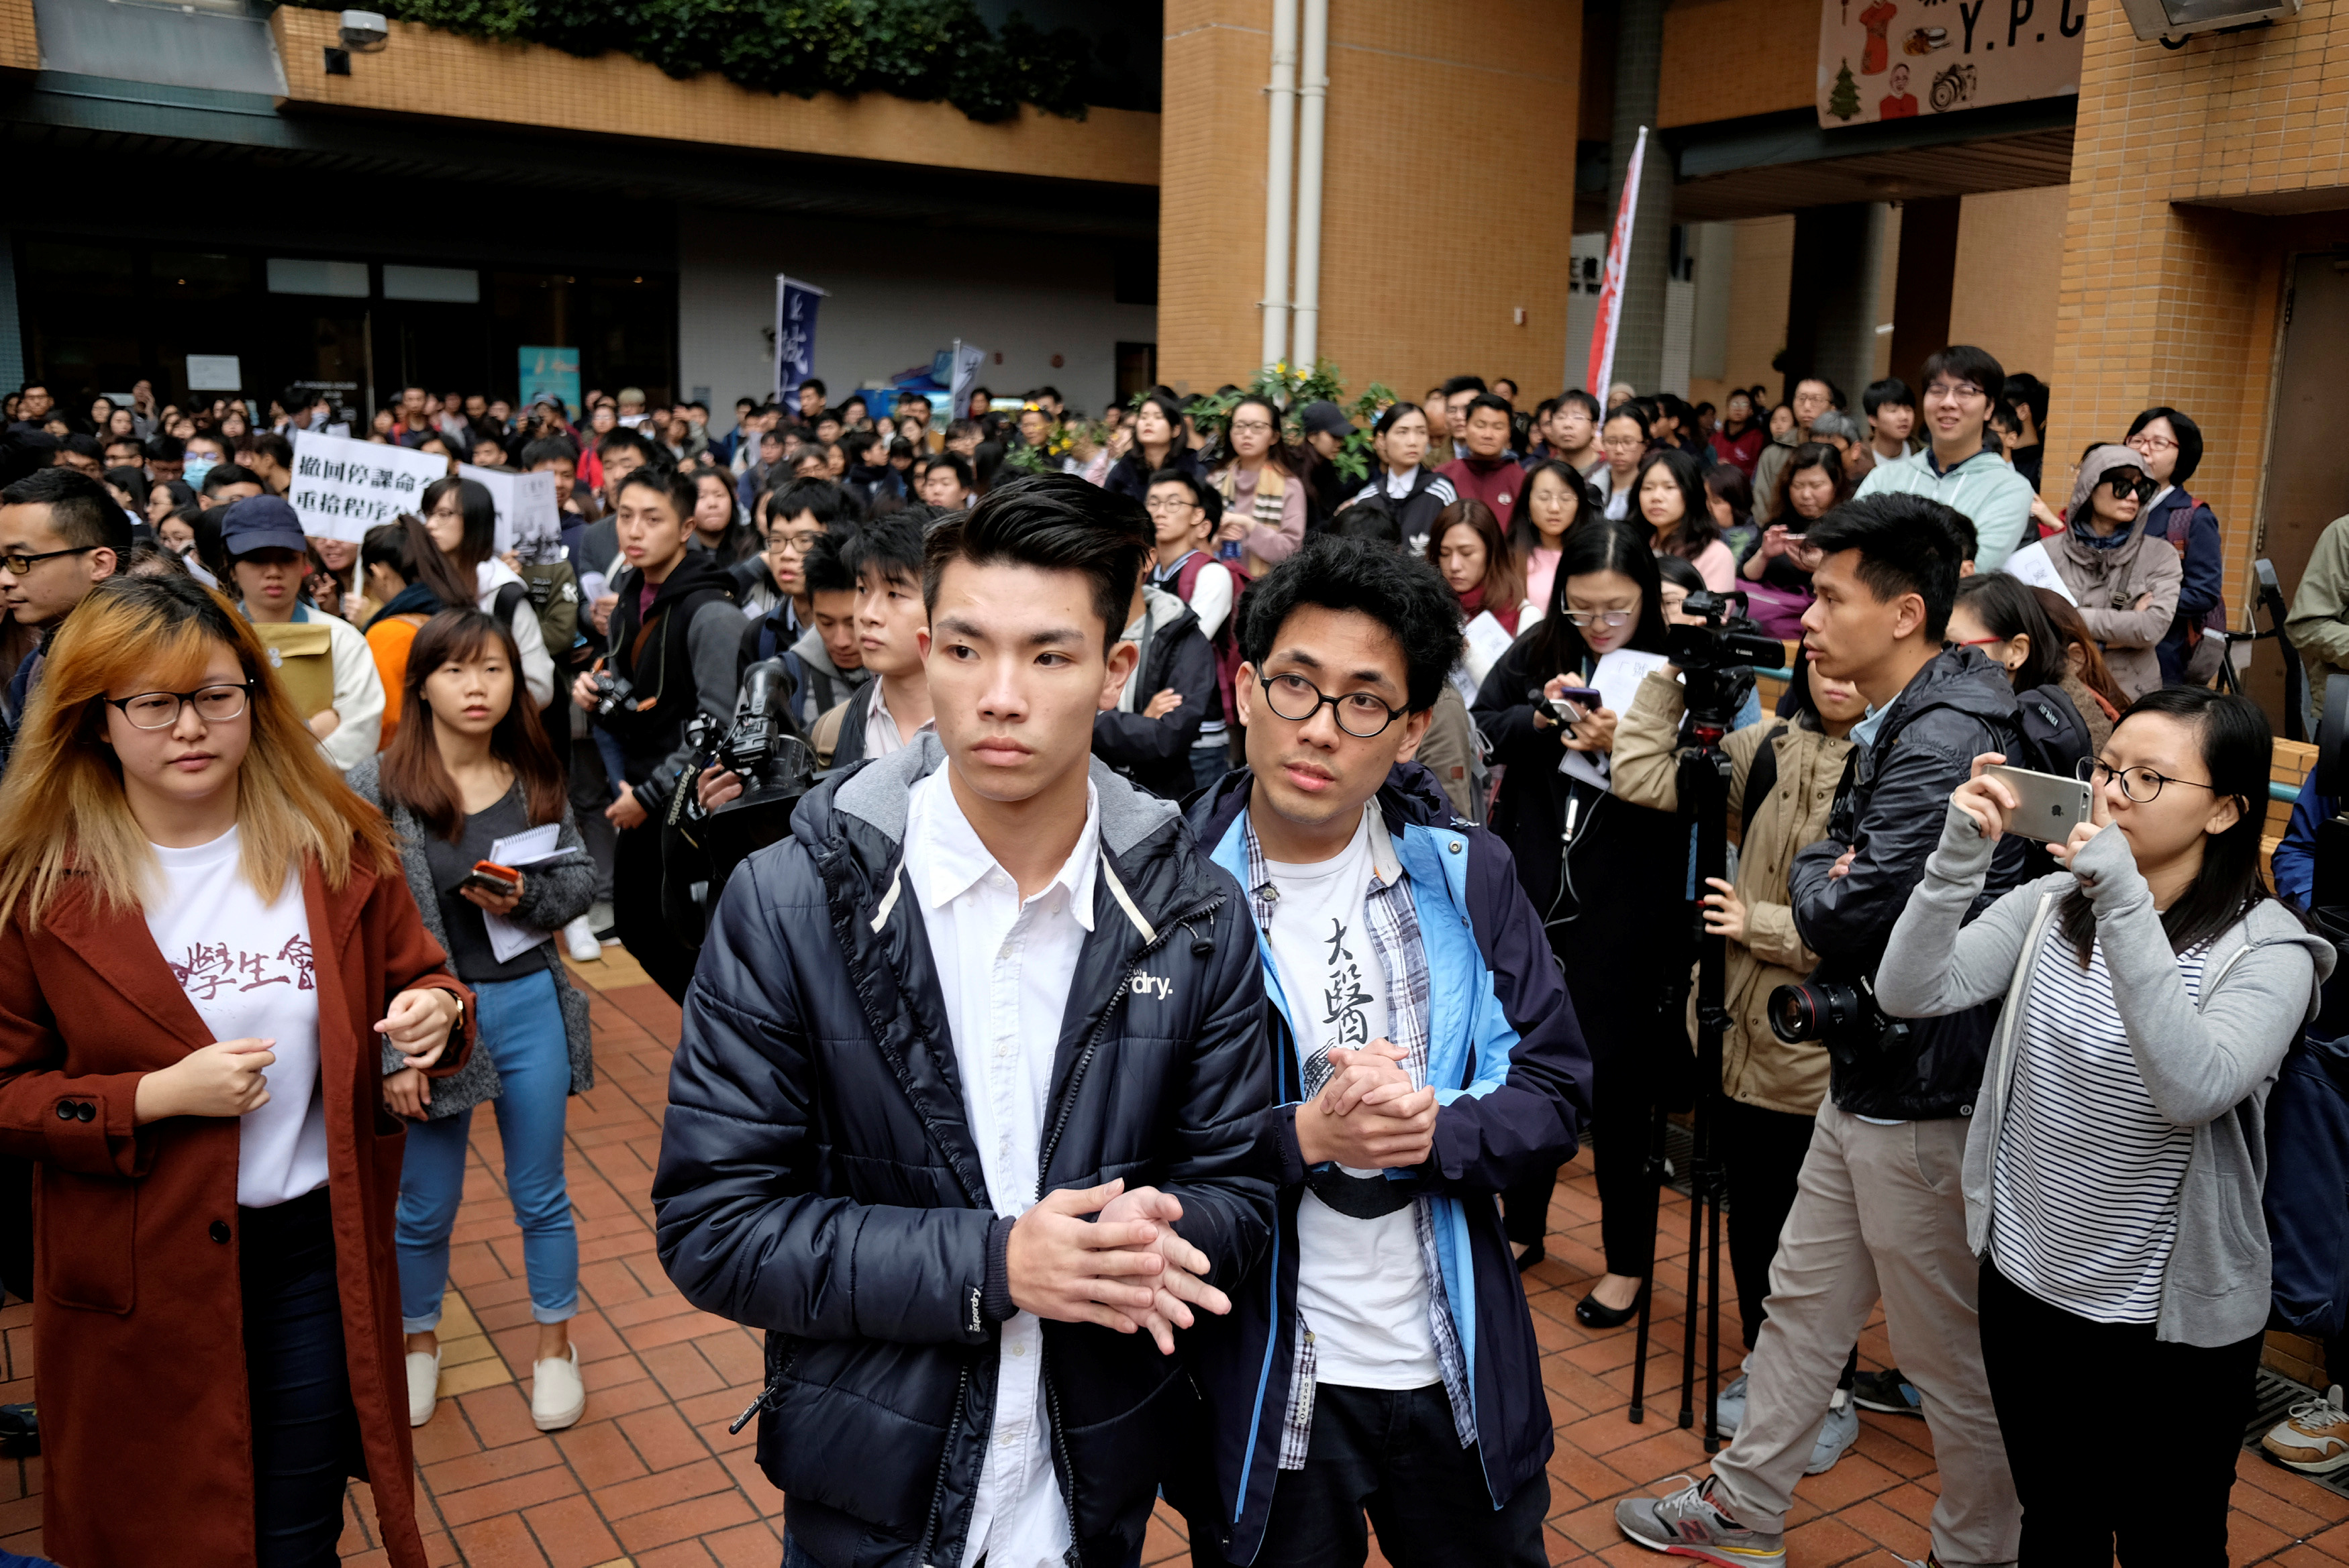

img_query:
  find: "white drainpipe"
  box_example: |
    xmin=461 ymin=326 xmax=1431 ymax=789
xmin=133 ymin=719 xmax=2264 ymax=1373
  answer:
xmin=1260 ymin=0 xmax=1299 ymax=370
xmin=1289 ymin=0 xmax=1329 ymax=371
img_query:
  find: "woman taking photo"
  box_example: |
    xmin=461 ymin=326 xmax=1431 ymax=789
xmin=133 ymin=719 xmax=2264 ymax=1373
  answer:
xmin=1350 ymin=400 xmax=1456 ymax=547
xmin=0 ymin=574 xmax=470 ymax=1568
xmin=223 ymin=498 xmax=385 ymax=771
xmin=2034 ymin=443 xmax=2183 ymax=702
xmin=1209 ymin=394 xmax=1306 ymax=576
xmin=1740 ymin=441 xmax=1842 ymax=638
xmin=1105 ymin=390 xmax=1200 ymax=503
xmin=1509 ymin=458 xmax=1595 ymax=613
xmin=1879 ymin=688 xmax=2328 ymax=1562
xmin=1430 ymin=498 xmax=1534 ymax=684
xmin=1472 ymin=523 xmax=1688 ymax=1311
xmin=1950 ymin=572 xmax=2095 ymax=778
xmin=420 ymin=476 xmax=556 ymax=711
xmin=350 ymin=611 xmax=595 ymax=1434
xmin=1634 ymin=448 xmax=1737 ymax=592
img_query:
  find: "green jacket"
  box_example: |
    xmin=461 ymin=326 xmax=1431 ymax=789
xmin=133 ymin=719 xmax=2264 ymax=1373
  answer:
xmin=1854 ymin=445 xmax=2039 ymax=570
xmin=2286 ymin=513 xmax=2349 ymax=719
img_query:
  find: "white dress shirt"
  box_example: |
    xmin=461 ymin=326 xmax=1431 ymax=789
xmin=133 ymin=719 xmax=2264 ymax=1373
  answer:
xmin=907 ymin=768 xmax=1101 ymax=1568
xmin=864 ymin=677 xmax=935 ymax=760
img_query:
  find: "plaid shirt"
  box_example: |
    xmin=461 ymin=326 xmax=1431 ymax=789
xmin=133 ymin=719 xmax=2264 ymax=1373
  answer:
xmin=1242 ymin=808 xmax=1475 ymax=1470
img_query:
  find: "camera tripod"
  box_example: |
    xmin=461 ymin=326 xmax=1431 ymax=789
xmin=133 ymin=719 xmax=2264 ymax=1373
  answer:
xmin=1626 ymin=689 xmax=1741 ymax=1451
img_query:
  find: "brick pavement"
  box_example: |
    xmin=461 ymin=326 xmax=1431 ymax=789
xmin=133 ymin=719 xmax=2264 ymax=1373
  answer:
xmin=0 ymin=947 xmax=2340 ymax=1567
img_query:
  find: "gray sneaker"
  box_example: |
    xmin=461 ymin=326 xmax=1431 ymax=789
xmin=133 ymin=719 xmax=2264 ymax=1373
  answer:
xmin=1711 ymin=1372 xmax=1748 ymax=1436
xmin=1616 ymin=1474 xmax=1787 ymax=1567
xmin=1805 ymin=1389 xmax=1860 ymax=1475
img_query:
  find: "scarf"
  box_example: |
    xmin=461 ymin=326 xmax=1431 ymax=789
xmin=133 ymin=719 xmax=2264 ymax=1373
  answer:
xmin=364 ymin=579 xmax=448 ymax=631
xmin=1456 ymin=584 xmax=1519 ymax=637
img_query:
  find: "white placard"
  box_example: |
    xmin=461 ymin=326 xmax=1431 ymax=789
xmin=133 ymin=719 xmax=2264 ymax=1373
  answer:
xmin=185 ymin=354 xmax=243 ymax=391
xmin=1561 ymin=647 xmax=1673 ymax=791
xmin=288 ymin=429 xmax=450 ymax=544
xmin=1998 ymin=541 xmax=2077 ymax=605
xmin=459 ymin=464 xmax=561 ymax=558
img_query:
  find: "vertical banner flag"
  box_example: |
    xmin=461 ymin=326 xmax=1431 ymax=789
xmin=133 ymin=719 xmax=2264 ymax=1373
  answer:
xmin=773 ymin=276 xmax=829 ymax=403
xmin=950 ymin=339 xmax=987 ymax=419
xmin=460 ymin=463 xmax=562 ymax=558
xmin=287 ymin=429 xmax=449 ymax=544
xmin=1585 ymin=126 xmax=1648 ymax=399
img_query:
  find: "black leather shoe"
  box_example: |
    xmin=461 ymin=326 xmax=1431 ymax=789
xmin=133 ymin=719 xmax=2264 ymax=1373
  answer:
xmin=1513 ymin=1241 xmax=1545 ymax=1273
xmin=1575 ymin=1285 xmax=1644 ymax=1329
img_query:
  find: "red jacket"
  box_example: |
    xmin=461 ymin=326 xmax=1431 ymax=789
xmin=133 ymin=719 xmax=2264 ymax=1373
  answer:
xmin=1710 ymin=426 xmax=1767 ymax=477
xmin=1437 ymin=455 xmax=1523 ymax=520
xmin=0 ymin=846 xmax=474 ymax=1568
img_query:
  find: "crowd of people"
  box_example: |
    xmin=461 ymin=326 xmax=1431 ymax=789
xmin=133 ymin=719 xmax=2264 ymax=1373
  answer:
xmin=0 ymin=338 xmax=2339 ymax=1568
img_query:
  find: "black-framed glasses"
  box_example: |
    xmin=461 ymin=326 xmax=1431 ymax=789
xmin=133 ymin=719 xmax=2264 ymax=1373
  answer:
xmin=2105 ymin=473 xmax=2157 ymax=503
xmin=107 ymin=681 xmax=256 ymax=730
xmin=1143 ymin=496 xmax=1197 ymax=515
xmin=1258 ymin=672 xmax=1404 ymax=739
xmin=2077 ymin=756 xmax=2219 ymax=804
xmin=0 ymin=545 xmax=97 ymax=575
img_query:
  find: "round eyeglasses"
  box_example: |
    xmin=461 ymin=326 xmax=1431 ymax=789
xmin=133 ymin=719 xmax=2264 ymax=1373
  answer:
xmin=106 ymin=681 xmax=255 ymax=730
xmin=1258 ymin=672 xmax=1404 ymax=739
xmin=1561 ymin=609 xmax=1636 ymax=630
xmin=2076 ymin=756 xmax=2219 ymax=804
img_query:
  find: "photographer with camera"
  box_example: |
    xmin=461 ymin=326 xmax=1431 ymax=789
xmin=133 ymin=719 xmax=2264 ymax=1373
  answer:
xmin=1611 ymin=651 xmax=1866 ymax=1451
xmin=1473 ymin=522 xmax=1687 ymax=1306
xmin=1615 ymin=493 xmax=2025 ymax=1568
xmin=1876 ymin=688 xmax=2328 ymax=1561
xmin=568 ymin=466 xmax=740 ymax=1001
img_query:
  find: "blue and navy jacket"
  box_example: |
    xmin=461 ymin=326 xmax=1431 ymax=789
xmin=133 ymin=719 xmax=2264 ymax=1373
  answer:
xmin=1176 ymin=763 xmax=1592 ymax=1564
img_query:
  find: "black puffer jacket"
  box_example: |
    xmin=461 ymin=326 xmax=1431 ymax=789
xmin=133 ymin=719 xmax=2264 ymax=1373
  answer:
xmin=1094 ymin=586 xmax=1219 ymax=800
xmin=652 ymin=737 xmax=1275 ymax=1568
xmin=1788 ymin=646 xmax=2030 ymax=1120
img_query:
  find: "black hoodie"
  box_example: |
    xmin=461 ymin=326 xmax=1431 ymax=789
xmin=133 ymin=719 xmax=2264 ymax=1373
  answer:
xmin=597 ymin=548 xmax=740 ymax=812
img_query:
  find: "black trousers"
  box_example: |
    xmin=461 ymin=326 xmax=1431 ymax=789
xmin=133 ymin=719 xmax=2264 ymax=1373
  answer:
xmin=1188 ymin=1383 xmax=1547 ymax=1568
xmin=613 ymin=818 xmax=698 ymax=1001
xmin=1979 ymin=1258 xmax=2260 ymax=1566
xmin=242 ymin=1188 xmax=362 ymax=1568
xmin=1504 ymin=1004 xmax=1668 ymax=1276
xmin=1717 ymin=1098 xmax=1819 ymax=1351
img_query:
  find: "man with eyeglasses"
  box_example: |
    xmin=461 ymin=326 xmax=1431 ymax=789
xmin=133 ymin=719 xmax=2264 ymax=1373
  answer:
xmin=1145 ymin=470 xmax=1238 ymax=793
xmin=1754 ymin=374 xmax=1838 ymax=522
xmin=1855 ymin=344 xmax=2038 ymax=571
xmin=1176 ymin=537 xmax=1589 ymax=1568
xmin=0 ymin=468 xmax=131 ymax=782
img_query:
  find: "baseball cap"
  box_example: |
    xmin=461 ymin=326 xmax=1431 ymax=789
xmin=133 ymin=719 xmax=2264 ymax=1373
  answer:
xmin=218 ymin=495 xmax=309 ymax=557
xmin=1299 ymin=401 xmax=1352 ymax=440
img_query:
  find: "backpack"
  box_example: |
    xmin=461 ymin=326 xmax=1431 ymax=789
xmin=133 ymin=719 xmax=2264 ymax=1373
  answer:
xmin=1167 ymin=552 xmax=1246 ymax=728
xmin=2264 ymin=1025 xmax=2349 ymax=1338
xmin=2013 ymin=685 xmax=2091 ymax=779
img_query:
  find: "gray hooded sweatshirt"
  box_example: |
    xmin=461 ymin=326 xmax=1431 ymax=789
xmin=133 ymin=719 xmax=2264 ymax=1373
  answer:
xmin=1879 ymin=800 xmax=2334 ymax=1346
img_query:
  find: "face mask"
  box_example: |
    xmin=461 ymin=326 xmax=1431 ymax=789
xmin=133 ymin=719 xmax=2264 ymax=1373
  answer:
xmin=182 ymin=454 xmax=216 ymax=490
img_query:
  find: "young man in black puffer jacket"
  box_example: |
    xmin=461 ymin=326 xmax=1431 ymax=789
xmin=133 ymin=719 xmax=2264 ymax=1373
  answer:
xmin=653 ymin=474 xmax=1274 ymax=1568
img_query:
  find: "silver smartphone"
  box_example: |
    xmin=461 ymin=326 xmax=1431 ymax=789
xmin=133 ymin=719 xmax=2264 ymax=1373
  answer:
xmin=1983 ymin=764 xmax=2093 ymax=843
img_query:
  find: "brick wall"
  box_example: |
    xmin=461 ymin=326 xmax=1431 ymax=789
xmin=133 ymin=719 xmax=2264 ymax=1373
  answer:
xmin=267 ymin=7 xmax=1159 ymax=186
xmin=0 ymin=0 xmax=33 ymax=72
xmin=1946 ymin=186 xmax=2067 ymax=392
xmin=1159 ymin=0 xmax=1580 ymax=401
xmin=1658 ymin=0 xmax=1817 ymax=128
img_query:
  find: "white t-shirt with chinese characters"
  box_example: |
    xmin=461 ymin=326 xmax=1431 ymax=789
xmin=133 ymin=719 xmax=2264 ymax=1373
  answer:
xmin=1262 ymin=809 xmax=1440 ymax=1391
xmin=142 ymin=827 xmax=328 ymax=1209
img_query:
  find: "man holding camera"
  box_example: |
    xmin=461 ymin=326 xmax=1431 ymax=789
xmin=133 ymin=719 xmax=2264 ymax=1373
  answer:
xmin=1616 ymin=493 xmax=2024 ymax=1568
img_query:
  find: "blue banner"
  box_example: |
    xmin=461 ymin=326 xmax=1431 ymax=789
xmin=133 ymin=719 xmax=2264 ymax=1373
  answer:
xmin=517 ymin=346 xmax=580 ymax=416
xmin=774 ymin=276 xmax=828 ymax=401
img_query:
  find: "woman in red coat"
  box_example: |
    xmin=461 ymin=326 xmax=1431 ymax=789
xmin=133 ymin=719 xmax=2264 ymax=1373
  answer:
xmin=0 ymin=574 xmax=474 ymax=1568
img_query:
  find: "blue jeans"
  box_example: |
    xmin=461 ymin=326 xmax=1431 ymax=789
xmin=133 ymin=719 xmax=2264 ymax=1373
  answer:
xmin=396 ymin=966 xmax=579 ymax=1330
xmin=1191 ymin=739 xmax=1232 ymax=797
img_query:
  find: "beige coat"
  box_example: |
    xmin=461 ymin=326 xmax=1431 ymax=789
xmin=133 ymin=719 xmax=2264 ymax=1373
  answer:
xmin=2047 ymin=446 xmax=2184 ymax=701
xmin=1612 ymin=671 xmax=1852 ymax=1116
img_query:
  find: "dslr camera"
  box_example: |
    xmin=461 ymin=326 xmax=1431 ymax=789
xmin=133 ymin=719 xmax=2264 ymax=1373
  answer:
xmin=1767 ymin=969 xmax=1911 ymax=1059
xmin=589 ymin=666 xmax=636 ymax=721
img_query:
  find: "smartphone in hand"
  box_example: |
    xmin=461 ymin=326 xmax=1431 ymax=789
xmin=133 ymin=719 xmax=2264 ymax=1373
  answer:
xmin=457 ymin=861 xmax=521 ymax=898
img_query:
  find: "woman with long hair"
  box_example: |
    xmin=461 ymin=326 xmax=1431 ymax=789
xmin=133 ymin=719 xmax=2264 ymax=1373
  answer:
xmin=1509 ymin=458 xmax=1595 ymax=613
xmin=1950 ymin=572 xmax=2095 ymax=777
xmin=2032 ymin=586 xmax=2127 ymax=754
xmin=1739 ymin=441 xmax=1842 ymax=637
xmin=360 ymin=515 xmax=477 ymax=747
xmin=1105 ymin=389 xmax=1201 ymax=503
xmin=1208 ymin=393 xmax=1306 ymax=576
xmin=0 ymin=574 xmax=469 ymax=1567
xmin=1472 ymin=523 xmax=1689 ymax=1308
xmin=420 ymin=475 xmax=555 ymax=711
xmin=350 ymin=610 xmax=595 ymax=1434
xmin=1633 ymin=448 xmax=1736 ymax=591
xmin=1881 ymin=688 xmax=2328 ymax=1561
xmin=1599 ymin=405 xmax=1652 ymax=521
xmin=1704 ymin=464 xmax=1759 ymax=565
xmin=1429 ymin=498 xmax=1534 ymax=684
xmin=1350 ymin=400 xmax=1456 ymax=548
xmin=1709 ymin=389 xmax=1767 ymax=477
xmin=690 ymin=468 xmax=759 ymax=567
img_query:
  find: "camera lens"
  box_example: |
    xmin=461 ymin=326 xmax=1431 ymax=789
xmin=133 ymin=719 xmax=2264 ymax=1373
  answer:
xmin=1768 ymin=982 xmax=1823 ymax=1043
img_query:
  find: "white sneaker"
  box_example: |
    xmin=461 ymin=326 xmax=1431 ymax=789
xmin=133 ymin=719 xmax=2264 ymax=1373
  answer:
xmin=532 ymin=1344 xmax=586 ymax=1431
xmin=2263 ymin=1383 xmax=2349 ymax=1475
xmin=1805 ymin=1388 xmax=1860 ymax=1474
xmin=562 ymin=915 xmax=601 ymax=962
xmin=406 ymin=1348 xmax=441 ymax=1427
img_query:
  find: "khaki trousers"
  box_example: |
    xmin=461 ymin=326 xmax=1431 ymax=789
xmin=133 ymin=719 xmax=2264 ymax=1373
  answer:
xmin=1709 ymin=1099 xmax=2020 ymax=1568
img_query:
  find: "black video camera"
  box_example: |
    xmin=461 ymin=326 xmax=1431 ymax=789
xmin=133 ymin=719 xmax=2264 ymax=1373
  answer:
xmin=661 ymin=661 xmax=817 ymax=947
xmin=1664 ymin=589 xmax=1787 ymax=730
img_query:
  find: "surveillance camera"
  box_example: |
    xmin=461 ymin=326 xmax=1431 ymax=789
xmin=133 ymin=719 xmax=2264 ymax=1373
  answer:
xmin=339 ymin=10 xmax=389 ymax=51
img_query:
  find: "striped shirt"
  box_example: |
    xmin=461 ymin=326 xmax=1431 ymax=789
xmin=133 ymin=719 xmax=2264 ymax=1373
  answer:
xmin=1989 ymin=927 xmax=2209 ymax=1323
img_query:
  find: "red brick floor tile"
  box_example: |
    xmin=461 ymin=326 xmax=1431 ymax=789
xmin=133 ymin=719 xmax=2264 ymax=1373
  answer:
xmin=448 ymin=1509 xmax=554 ymax=1567
xmin=613 ymin=1490 xmax=760 ymax=1554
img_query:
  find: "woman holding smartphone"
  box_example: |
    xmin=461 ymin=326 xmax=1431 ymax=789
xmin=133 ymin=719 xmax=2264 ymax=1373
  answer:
xmin=350 ymin=610 xmax=596 ymax=1434
xmin=0 ymin=575 xmax=470 ymax=1568
xmin=1879 ymin=688 xmax=2328 ymax=1562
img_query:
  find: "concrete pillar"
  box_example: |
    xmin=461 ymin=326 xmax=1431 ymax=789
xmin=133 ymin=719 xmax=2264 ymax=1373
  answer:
xmin=1605 ymin=0 xmax=1672 ymax=394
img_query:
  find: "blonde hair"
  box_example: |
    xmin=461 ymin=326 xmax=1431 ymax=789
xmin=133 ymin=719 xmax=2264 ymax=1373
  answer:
xmin=0 ymin=575 xmax=395 ymax=931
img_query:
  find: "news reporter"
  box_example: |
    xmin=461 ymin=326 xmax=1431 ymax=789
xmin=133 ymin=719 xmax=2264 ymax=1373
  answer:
xmin=1879 ymin=688 xmax=2328 ymax=1562
xmin=0 ymin=574 xmax=471 ymax=1568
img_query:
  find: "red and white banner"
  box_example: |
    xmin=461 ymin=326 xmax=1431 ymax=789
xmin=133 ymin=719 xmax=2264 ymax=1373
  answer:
xmin=1586 ymin=126 xmax=1647 ymax=398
